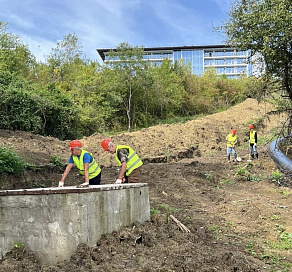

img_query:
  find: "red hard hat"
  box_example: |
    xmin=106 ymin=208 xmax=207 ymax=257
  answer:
xmin=70 ymin=140 xmax=82 ymax=149
xmin=249 ymin=125 xmax=255 ymax=130
xmin=232 ymin=129 xmax=237 ymax=134
xmin=101 ymin=138 xmax=112 ymax=151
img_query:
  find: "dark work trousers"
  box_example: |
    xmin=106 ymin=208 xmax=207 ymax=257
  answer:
xmin=124 ymin=167 xmax=142 ymax=183
xmin=89 ymin=172 xmax=102 ymax=185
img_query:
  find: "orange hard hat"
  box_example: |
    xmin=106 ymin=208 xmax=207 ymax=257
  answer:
xmin=101 ymin=138 xmax=112 ymax=151
xmin=232 ymin=129 xmax=237 ymax=134
xmin=249 ymin=124 xmax=255 ymax=130
xmin=70 ymin=140 xmax=82 ymax=149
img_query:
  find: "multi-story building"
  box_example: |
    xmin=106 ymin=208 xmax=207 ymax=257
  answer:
xmin=97 ymin=45 xmax=254 ymax=79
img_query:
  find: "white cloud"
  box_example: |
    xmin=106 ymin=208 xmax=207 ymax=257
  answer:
xmin=18 ymin=33 xmax=56 ymax=62
xmin=0 ymin=0 xmax=234 ymax=61
xmin=5 ymin=14 xmax=34 ymax=30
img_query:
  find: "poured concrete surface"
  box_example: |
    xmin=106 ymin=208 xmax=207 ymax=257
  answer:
xmin=0 ymin=183 xmax=150 ymax=264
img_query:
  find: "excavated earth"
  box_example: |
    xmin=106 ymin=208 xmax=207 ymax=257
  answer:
xmin=1 ymin=98 xmax=292 ymax=272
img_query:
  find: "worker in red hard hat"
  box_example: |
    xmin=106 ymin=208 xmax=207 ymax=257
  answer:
xmin=58 ymin=140 xmax=101 ymax=187
xmin=226 ymin=129 xmax=238 ymax=163
xmin=101 ymin=138 xmax=143 ymax=184
xmin=249 ymin=124 xmax=258 ymax=159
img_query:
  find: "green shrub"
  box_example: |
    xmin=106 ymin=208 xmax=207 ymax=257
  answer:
xmin=0 ymin=146 xmax=31 ymax=175
xmin=0 ymin=81 xmax=81 ymax=140
xmin=51 ymin=155 xmax=66 ymax=169
xmin=270 ymin=170 xmax=284 ymax=185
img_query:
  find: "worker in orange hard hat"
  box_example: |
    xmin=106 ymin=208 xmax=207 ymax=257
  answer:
xmin=101 ymin=138 xmax=143 ymax=184
xmin=249 ymin=124 xmax=258 ymax=159
xmin=58 ymin=140 xmax=101 ymax=187
xmin=226 ymin=129 xmax=238 ymax=163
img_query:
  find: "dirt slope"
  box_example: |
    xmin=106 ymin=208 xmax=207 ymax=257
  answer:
xmin=1 ymin=98 xmax=292 ymax=272
xmin=0 ymin=98 xmax=285 ymax=167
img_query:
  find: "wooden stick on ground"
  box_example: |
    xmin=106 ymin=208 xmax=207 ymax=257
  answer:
xmin=170 ymin=215 xmax=191 ymax=233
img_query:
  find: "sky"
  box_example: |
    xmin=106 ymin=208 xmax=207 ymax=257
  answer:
xmin=0 ymin=0 xmax=234 ymax=63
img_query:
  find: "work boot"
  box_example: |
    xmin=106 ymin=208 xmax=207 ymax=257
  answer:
xmin=251 ymin=154 xmax=254 ymax=159
xmin=256 ymin=153 xmax=258 ymax=159
xmin=227 ymin=155 xmax=231 ymax=163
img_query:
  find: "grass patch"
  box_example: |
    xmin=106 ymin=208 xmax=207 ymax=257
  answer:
xmin=269 ymin=171 xmax=284 ymax=186
xmin=221 ymin=178 xmax=236 ymax=185
xmin=150 ymin=208 xmax=160 ymax=216
xmin=158 ymin=204 xmax=179 ymax=214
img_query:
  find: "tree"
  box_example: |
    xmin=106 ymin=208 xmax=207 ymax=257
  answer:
xmin=219 ymin=0 xmax=292 ymax=100
xmin=33 ymin=33 xmax=115 ymax=136
xmin=0 ymin=21 xmax=36 ymax=77
xmin=46 ymin=33 xmax=84 ymax=66
xmin=149 ymin=59 xmax=187 ymax=119
xmin=104 ymin=42 xmax=149 ymax=132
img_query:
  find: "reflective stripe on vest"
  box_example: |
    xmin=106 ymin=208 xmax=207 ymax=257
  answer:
xmin=72 ymin=149 xmax=101 ymax=179
xmin=250 ymin=130 xmax=256 ymax=144
xmin=115 ymin=145 xmax=143 ymax=176
xmin=227 ymin=134 xmax=237 ymax=147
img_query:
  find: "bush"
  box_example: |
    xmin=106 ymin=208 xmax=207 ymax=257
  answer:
xmin=0 ymin=146 xmax=31 ymax=175
xmin=0 ymin=79 xmax=81 ymax=140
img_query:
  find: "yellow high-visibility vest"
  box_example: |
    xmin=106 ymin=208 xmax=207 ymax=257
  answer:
xmin=227 ymin=134 xmax=237 ymax=147
xmin=115 ymin=145 xmax=143 ymax=176
xmin=73 ymin=149 xmax=101 ymax=179
xmin=250 ymin=130 xmax=256 ymax=144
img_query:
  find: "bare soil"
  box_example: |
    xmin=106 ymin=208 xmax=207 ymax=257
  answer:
xmin=1 ymin=98 xmax=292 ymax=272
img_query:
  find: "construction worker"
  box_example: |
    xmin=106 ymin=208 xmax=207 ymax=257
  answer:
xmin=249 ymin=124 xmax=258 ymax=159
xmin=226 ymin=129 xmax=238 ymax=163
xmin=58 ymin=140 xmax=101 ymax=187
xmin=101 ymin=138 xmax=143 ymax=184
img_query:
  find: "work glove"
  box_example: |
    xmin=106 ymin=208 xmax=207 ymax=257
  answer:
xmin=79 ymin=182 xmax=89 ymax=187
xmin=254 ymin=143 xmax=257 ymax=146
xmin=115 ymin=179 xmax=122 ymax=184
xmin=58 ymin=181 xmax=64 ymax=187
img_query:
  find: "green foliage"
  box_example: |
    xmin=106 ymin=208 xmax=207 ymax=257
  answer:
xmin=236 ymin=166 xmax=250 ymax=176
xmin=0 ymin=80 xmax=81 ymax=139
xmin=150 ymin=208 xmax=160 ymax=216
xmin=0 ymin=146 xmax=31 ymax=175
xmin=102 ymin=42 xmax=151 ymax=132
xmin=261 ymin=253 xmax=292 ymax=272
xmin=14 ymin=242 xmax=25 ymax=249
xmin=221 ymin=178 xmax=235 ymax=185
xmin=158 ymin=204 xmax=179 ymax=214
xmin=250 ymin=174 xmax=263 ymax=182
xmin=209 ymin=225 xmax=223 ymax=241
xmin=51 ymin=155 xmax=66 ymax=169
xmin=220 ymin=0 xmax=292 ymax=101
xmin=247 ymin=241 xmax=257 ymax=256
xmin=270 ymin=224 xmax=292 ymax=251
xmin=0 ymin=21 xmax=36 ymax=77
xmin=0 ymin=22 xmax=271 ymax=139
xmin=205 ymin=171 xmax=215 ymax=182
xmin=269 ymin=170 xmax=284 ymax=185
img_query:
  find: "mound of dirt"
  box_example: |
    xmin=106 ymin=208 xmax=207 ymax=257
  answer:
xmin=1 ymin=98 xmax=292 ymax=272
xmin=0 ymin=98 xmax=286 ymax=168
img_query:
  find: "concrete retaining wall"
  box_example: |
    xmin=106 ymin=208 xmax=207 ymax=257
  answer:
xmin=0 ymin=183 xmax=150 ymax=264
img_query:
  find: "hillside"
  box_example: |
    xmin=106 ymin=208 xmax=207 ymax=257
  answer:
xmin=1 ymin=98 xmax=292 ymax=271
xmin=0 ymin=98 xmax=285 ymax=168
